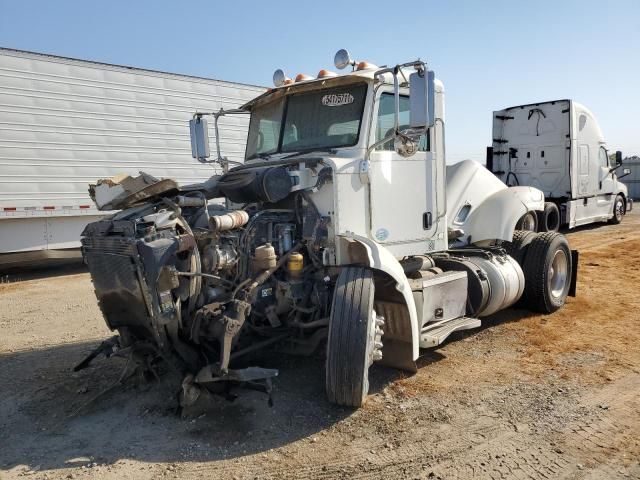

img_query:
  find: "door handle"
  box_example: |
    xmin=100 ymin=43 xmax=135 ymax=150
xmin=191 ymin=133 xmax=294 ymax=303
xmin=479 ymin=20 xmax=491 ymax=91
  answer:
xmin=423 ymin=212 xmax=432 ymax=230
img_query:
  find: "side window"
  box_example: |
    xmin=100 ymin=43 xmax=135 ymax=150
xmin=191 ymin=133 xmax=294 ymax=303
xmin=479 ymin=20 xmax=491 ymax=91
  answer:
xmin=598 ymin=147 xmax=609 ymax=168
xmin=375 ymin=93 xmax=428 ymax=151
xmin=258 ymin=118 xmax=281 ymax=152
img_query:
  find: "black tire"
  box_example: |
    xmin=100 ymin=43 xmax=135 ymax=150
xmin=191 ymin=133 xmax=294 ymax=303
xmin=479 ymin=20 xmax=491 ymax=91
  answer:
xmin=326 ymin=267 xmax=376 ymax=407
xmin=503 ymin=230 xmax=537 ymax=266
xmin=515 ymin=211 xmax=538 ymax=232
xmin=521 ymin=232 xmax=572 ymax=313
xmin=609 ymin=194 xmax=625 ymax=224
xmin=536 ymin=202 xmax=560 ymax=232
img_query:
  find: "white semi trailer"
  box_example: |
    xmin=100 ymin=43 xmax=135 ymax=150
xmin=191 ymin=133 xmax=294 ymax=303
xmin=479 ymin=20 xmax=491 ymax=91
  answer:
xmin=0 ymin=48 xmax=264 ymax=266
xmin=487 ymin=99 xmax=632 ymax=231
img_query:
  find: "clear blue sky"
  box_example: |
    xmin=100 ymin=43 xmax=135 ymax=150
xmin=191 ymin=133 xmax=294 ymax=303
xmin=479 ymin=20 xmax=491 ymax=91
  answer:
xmin=1 ymin=0 xmax=638 ymax=162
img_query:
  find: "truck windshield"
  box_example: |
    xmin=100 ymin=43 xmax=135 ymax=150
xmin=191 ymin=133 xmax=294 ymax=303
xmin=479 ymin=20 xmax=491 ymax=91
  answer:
xmin=246 ymin=83 xmax=367 ymax=159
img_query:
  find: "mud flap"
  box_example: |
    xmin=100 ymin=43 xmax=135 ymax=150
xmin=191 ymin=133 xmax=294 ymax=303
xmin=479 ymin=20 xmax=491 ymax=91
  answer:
xmin=374 ymin=301 xmax=418 ymax=373
xmin=379 ymin=339 xmax=418 ymax=373
xmin=569 ymin=250 xmax=579 ymax=297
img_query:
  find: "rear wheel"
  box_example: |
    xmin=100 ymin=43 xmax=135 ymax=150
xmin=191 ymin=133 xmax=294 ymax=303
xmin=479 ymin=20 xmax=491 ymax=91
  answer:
xmin=521 ymin=232 xmax=572 ymax=313
xmin=503 ymin=230 xmax=537 ymax=266
xmin=515 ymin=211 xmax=538 ymax=232
xmin=536 ymin=202 xmax=560 ymax=232
xmin=609 ymin=194 xmax=625 ymax=224
xmin=325 ymin=267 xmax=381 ymax=407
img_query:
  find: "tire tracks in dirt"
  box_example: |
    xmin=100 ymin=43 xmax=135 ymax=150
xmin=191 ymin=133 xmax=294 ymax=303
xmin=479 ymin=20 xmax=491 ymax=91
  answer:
xmin=183 ymin=374 xmax=639 ymax=480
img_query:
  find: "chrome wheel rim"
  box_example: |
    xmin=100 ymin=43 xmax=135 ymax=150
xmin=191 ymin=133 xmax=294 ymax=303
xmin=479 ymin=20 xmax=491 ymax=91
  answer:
xmin=615 ymin=199 xmax=624 ymax=221
xmin=548 ymin=249 xmax=568 ymax=299
xmin=368 ymin=309 xmax=384 ymax=366
xmin=522 ymin=213 xmax=536 ymax=231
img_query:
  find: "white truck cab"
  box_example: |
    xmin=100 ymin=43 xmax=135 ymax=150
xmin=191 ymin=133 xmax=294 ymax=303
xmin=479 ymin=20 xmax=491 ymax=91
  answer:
xmin=488 ymin=99 xmax=632 ymax=230
xmin=80 ymin=51 xmax=577 ymax=409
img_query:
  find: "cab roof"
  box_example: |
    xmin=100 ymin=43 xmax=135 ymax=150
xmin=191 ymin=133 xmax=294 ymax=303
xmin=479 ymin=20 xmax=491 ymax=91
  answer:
xmin=241 ymin=69 xmax=377 ymax=110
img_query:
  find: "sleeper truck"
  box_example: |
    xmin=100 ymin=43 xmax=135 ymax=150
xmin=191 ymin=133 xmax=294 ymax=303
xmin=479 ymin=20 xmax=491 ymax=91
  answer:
xmin=487 ymin=99 xmax=632 ymax=232
xmin=78 ymin=50 xmax=577 ymax=409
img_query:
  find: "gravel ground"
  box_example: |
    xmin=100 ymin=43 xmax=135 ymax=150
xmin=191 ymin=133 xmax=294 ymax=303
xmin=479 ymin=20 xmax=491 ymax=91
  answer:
xmin=1 ymin=211 xmax=639 ymax=480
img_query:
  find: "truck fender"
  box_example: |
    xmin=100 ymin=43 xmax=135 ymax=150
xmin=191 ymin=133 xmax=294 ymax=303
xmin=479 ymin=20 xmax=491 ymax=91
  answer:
xmin=337 ymin=233 xmax=419 ymax=371
xmin=464 ymin=186 xmax=544 ymax=244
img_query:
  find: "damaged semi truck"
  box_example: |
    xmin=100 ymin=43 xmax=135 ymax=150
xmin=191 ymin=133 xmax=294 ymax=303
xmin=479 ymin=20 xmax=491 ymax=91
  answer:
xmin=79 ymin=50 xmax=577 ymax=408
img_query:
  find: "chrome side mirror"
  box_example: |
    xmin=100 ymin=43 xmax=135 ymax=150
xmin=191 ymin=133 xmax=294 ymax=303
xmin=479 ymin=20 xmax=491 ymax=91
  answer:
xmin=409 ymin=69 xmax=435 ymax=129
xmin=189 ymin=116 xmax=210 ymax=160
xmin=618 ymin=167 xmax=631 ymax=180
xmin=394 ymin=135 xmax=418 ymax=158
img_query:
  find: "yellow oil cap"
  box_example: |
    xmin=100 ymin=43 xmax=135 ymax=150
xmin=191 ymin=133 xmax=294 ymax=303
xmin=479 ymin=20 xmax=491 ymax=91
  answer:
xmin=287 ymin=252 xmax=304 ymax=278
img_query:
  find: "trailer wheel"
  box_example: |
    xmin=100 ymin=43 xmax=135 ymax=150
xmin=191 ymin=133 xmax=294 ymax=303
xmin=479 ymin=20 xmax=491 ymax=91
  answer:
xmin=609 ymin=194 xmax=625 ymax=224
xmin=521 ymin=232 xmax=572 ymax=313
xmin=503 ymin=230 xmax=537 ymax=266
xmin=326 ymin=267 xmax=379 ymax=407
xmin=515 ymin=211 xmax=538 ymax=232
xmin=537 ymin=202 xmax=560 ymax=232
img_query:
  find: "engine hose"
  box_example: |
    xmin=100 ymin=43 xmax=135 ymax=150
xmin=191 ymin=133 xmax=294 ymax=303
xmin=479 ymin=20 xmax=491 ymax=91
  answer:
xmin=176 ymin=271 xmax=236 ymax=287
xmin=209 ymin=210 xmax=249 ymax=231
xmin=234 ymin=242 xmax=303 ymax=299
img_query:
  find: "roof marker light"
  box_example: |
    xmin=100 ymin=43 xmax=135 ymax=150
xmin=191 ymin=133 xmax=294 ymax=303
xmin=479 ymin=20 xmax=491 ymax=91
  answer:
xmin=317 ymin=69 xmax=337 ymax=79
xmin=356 ymin=61 xmax=378 ymax=71
xmin=295 ymin=73 xmax=314 ymax=82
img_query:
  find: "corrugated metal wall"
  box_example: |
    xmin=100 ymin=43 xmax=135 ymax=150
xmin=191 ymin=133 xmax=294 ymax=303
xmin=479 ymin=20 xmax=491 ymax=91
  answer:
xmin=0 ymin=48 xmax=265 ymax=212
xmin=621 ymin=156 xmax=640 ymax=200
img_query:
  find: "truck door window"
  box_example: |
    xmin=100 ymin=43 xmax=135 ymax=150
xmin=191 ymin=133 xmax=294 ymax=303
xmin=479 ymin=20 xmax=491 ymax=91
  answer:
xmin=598 ymin=147 xmax=609 ymax=167
xmin=376 ymin=93 xmax=428 ymax=151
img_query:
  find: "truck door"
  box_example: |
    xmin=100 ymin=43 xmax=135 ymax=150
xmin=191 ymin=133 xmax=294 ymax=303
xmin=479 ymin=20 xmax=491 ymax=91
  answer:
xmin=577 ymin=144 xmax=590 ymax=196
xmin=368 ymin=92 xmax=437 ymax=244
xmin=596 ymin=146 xmax=615 ymax=212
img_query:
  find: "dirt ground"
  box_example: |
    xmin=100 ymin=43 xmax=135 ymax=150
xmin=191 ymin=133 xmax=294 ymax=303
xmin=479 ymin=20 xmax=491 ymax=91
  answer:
xmin=1 ymin=212 xmax=639 ymax=480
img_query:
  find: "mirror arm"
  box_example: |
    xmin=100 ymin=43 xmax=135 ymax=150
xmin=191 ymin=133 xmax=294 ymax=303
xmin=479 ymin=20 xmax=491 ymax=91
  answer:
xmin=393 ymin=67 xmax=400 ymax=135
xmin=365 ymin=133 xmax=395 ymax=161
xmin=369 ymin=60 xmax=431 ymax=160
xmin=193 ymin=109 xmax=249 ymax=172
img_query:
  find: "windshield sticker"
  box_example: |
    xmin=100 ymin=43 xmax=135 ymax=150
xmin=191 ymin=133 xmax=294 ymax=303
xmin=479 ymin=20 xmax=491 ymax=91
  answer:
xmin=322 ymin=93 xmax=354 ymax=107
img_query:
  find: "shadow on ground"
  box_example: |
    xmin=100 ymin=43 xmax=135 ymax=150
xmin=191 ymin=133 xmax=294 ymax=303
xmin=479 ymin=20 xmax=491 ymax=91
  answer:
xmin=0 ymin=303 xmax=540 ymax=472
xmin=0 ymin=258 xmax=86 ymax=282
xmin=0 ymin=338 xmax=398 ymax=471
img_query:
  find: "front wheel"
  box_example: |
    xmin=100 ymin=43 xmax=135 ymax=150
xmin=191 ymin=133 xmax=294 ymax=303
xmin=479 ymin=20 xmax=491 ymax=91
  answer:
xmin=325 ymin=267 xmax=382 ymax=407
xmin=609 ymin=194 xmax=625 ymax=224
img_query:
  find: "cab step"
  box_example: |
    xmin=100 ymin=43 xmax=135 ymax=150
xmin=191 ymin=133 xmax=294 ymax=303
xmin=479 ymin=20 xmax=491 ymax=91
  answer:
xmin=419 ymin=317 xmax=481 ymax=348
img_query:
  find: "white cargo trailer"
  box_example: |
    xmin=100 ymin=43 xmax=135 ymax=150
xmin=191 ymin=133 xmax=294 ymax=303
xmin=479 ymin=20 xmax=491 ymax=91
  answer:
xmin=0 ymin=48 xmax=264 ymax=266
xmin=487 ymin=99 xmax=632 ymax=231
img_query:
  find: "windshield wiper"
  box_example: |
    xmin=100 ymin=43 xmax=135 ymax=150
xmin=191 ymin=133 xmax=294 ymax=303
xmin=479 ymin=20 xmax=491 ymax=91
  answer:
xmin=281 ymin=148 xmax=336 ymax=160
xmin=246 ymin=153 xmax=272 ymax=161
